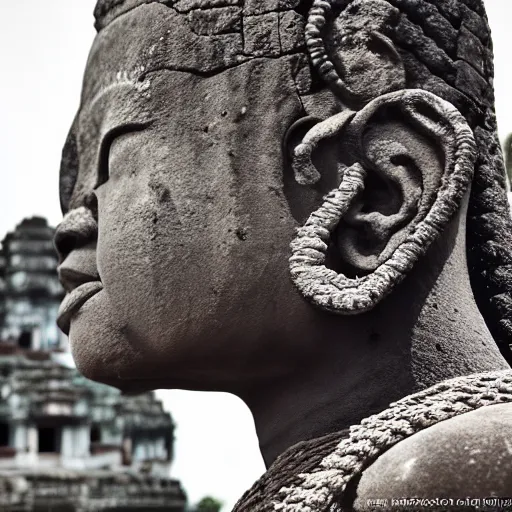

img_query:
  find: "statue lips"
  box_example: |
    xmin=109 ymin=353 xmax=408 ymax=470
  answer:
xmin=56 ymin=242 xmax=102 ymax=334
xmin=57 ymin=281 xmax=103 ymax=335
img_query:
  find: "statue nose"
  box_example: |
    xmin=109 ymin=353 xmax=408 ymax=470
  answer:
xmin=54 ymin=206 xmax=98 ymax=262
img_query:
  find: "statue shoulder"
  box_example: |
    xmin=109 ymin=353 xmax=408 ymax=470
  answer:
xmin=354 ymin=403 xmax=512 ymax=509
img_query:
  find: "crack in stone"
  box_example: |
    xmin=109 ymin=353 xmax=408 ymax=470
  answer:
xmin=140 ymin=52 xmax=304 ymax=81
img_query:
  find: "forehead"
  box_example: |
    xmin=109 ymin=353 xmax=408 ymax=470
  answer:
xmin=82 ymin=1 xmax=306 ymax=105
xmin=62 ymin=2 xmax=310 ymax=213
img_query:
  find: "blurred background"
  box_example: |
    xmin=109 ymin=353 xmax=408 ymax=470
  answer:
xmin=0 ymin=1 xmax=511 ymax=510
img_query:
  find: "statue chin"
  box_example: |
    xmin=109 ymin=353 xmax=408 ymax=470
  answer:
xmin=67 ymin=290 xmax=138 ymax=388
xmin=67 ymin=296 xmax=175 ymax=391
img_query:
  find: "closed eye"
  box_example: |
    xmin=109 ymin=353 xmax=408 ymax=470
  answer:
xmin=95 ymin=122 xmax=151 ymax=189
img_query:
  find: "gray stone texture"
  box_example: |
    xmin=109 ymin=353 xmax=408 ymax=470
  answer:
xmin=243 ymin=13 xmax=281 ymax=56
xmin=356 ymin=402 xmax=512 ymax=504
xmin=187 ymin=7 xmax=241 ymax=35
xmin=94 ymin=0 xmax=169 ymax=31
xmin=243 ymin=0 xmax=279 ymax=15
xmin=279 ymin=11 xmax=306 ymax=54
xmin=79 ymin=0 xmax=512 ymax=393
xmin=174 ymin=0 xmax=240 ymax=13
xmin=456 ymin=25 xmax=489 ymax=77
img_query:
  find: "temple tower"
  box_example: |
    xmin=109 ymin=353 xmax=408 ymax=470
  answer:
xmin=1 ymin=217 xmax=65 ymax=351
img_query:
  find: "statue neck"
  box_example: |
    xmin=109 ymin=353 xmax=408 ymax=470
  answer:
xmin=244 ymin=208 xmax=510 ymax=467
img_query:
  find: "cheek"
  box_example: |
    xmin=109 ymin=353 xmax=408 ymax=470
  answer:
xmin=95 ymin=180 xmax=176 ymax=343
xmin=93 ymin=159 xmax=234 ymax=355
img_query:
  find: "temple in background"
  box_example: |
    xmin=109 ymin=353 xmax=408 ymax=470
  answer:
xmin=0 ymin=217 xmax=186 ymax=511
xmin=0 ymin=217 xmax=64 ymax=352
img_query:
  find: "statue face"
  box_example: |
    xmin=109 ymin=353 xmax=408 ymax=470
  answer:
xmin=57 ymin=5 xmax=325 ymax=391
xmin=57 ymin=0 xmax=487 ymax=392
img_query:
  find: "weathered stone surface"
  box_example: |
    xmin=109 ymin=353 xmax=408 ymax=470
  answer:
xmin=355 ymin=403 xmax=512 ymax=505
xmin=457 ymin=25 xmax=486 ymax=77
xmin=187 ymin=6 xmax=241 ymax=35
xmin=82 ymin=3 xmax=249 ymax=105
xmin=174 ymin=0 xmax=240 ymax=13
xmin=94 ymin=0 xmax=168 ymax=31
xmin=455 ymin=59 xmax=490 ymax=105
xmin=388 ymin=0 xmax=458 ymax=55
xmin=279 ymin=10 xmax=305 ymax=54
xmin=460 ymin=4 xmax=490 ymax=43
xmin=243 ymin=12 xmax=280 ymax=56
xmin=290 ymin=53 xmax=312 ymax=95
xmin=243 ymin=0 xmax=279 ymax=16
xmin=394 ymin=15 xmax=456 ymax=81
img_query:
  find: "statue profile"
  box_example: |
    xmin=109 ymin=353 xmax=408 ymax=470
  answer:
xmin=56 ymin=0 xmax=512 ymax=508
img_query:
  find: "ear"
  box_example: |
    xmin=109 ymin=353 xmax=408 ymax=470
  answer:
xmin=289 ymin=90 xmax=476 ymax=315
xmin=336 ymin=98 xmax=441 ymax=274
xmin=283 ymin=114 xmax=350 ymax=225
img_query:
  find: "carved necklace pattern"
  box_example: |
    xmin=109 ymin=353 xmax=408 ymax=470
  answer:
xmin=233 ymin=370 xmax=512 ymax=511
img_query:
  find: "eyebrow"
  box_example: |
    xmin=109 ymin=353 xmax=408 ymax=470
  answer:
xmin=80 ymin=77 xmax=153 ymax=145
xmin=87 ymin=70 xmax=150 ymax=112
xmin=59 ymin=78 xmax=153 ymax=213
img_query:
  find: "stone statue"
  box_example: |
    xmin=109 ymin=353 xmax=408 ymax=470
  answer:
xmin=56 ymin=0 xmax=512 ymax=508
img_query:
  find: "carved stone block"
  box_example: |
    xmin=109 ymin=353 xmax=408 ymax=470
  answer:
xmin=279 ymin=11 xmax=305 ymax=54
xmin=187 ymin=7 xmax=242 ymax=35
xmin=243 ymin=0 xmax=279 ymax=16
xmin=460 ymin=5 xmax=490 ymax=43
xmin=173 ymin=0 xmax=240 ymax=14
xmin=457 ymin=25 xmax=487 ymax=77
xmin=455 ymin=60 xmax=490 ymax=107
xmin=243 ymin=13 xmax=280 ymax=57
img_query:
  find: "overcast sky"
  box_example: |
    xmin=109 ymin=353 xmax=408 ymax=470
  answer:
xmin=1 ymin=1 xmax=511 ymax=509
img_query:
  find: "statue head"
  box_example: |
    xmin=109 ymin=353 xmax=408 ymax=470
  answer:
xmin=56 ymin=0 xmax=512 ymax=394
